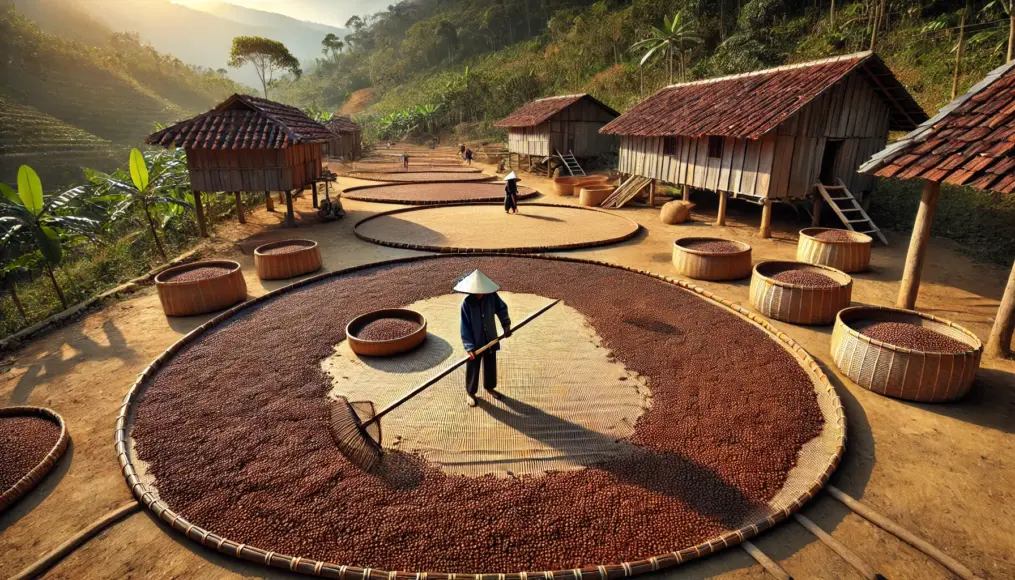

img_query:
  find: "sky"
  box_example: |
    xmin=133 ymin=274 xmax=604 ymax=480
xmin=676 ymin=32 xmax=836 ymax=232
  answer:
xmin=172 ymin=0 xmax=390 ymax=28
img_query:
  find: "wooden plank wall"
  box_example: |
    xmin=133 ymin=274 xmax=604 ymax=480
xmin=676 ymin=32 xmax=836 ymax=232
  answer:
xmin=328 ymin=132 xmax=362 ymax=161
xmin=187 ymin=143 xmax=323 ymax=192
xmin=507 ymin=124 xmax=550 ymax=156
xmin=615 ymin=69 xmax=892 ymax=200
xmin=508 ymin=98 xmax=618 ymax=158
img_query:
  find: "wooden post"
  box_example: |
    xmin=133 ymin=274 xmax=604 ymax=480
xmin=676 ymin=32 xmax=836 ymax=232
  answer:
xmin=759 ymin=199 xmax=773 ymax=238
xmin=312 ymin=183 xmax=319 ymax=208
xmin=284 ymin=190 xmax=297 ymax=228
xmin=812 ymin=195 xmax=823 ymax=226
xmin=986 ymin=261 xmax=1015 ymax=357
xmin=716 ymin=191 xmax=728 ymax=226
xmin=194 ymin=191 xmax=208 ymax=238
xmin=897 ymin=180 xmax=941 ymax=309
xmin=265 ymin=190 xmax=274 ymax=212
xmin=682 ymin=185 xmax=691 ymax=202
xmin=234 ymin=192 xmax=245 ymax=224
xmin=648 ymin=179 xmax=656 ymax=208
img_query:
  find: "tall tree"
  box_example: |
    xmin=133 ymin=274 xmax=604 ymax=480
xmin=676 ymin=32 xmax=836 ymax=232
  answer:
xmin=986 ymin=0 xmax=1015 ymax=62
xmin=228 ymin=36 xmax=302 ymax=99
xmin=321 ymin=33 xmax=344 ymax=61
xmin=631 ymin=12 xmax=702 ymax=85
xmin=953 ymin=0 xmax=971 ymax=99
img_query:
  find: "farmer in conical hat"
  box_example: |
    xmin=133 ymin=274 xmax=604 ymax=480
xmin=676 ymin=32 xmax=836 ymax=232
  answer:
xmin=456 ymin=270 xmax=511 ymax=407
xmin=504 ymin=172 xmax=520 ymax=214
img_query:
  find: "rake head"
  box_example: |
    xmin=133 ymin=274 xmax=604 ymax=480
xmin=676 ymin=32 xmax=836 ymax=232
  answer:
xmin=328 ymin=397 xmax=383 ymax=472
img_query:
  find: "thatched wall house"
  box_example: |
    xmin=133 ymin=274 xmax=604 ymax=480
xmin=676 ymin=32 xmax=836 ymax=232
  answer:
xmin=496 ymin=94 xmax=619 ymax=158
xmin=600 ymin=52 xmax=927 ymax=235
xmin=325 ymin=116 xmax=362 ymax=161
xmin=147 ymin=94 xmax=331 ymax=234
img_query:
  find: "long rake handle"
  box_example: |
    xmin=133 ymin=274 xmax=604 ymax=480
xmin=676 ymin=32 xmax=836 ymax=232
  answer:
xmin=362 ymin=298 xmax=560 ymax=428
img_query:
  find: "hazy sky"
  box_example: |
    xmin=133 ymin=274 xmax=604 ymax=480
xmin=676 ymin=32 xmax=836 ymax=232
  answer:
xmin=173 ymin=0 xmax=390 ymax=28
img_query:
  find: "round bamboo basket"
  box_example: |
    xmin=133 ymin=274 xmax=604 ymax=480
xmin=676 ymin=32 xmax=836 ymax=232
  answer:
xmin=750 ymin=261 xmax=852 ymax=325
xmin=552 ymin=176 xmax=581 ymax=195
xmin=346 ymin=308 xmax=428 ymax=357
xmin=155 ymin=260 xmax=247 ymax=317
xmin=797 ymin=228 xmax=873 ymax=273
xmin=672 ymin=237 xmax=752 ymax=281
xmin=578 ymin=185 xmax=615 ymax=206
xmin=831 ymin=306 xmax=983 ymax=402
xmin=254 ymin=240 xmax=322 ymax=280
xmin=1 ymin=406 xmax=69 ymax=513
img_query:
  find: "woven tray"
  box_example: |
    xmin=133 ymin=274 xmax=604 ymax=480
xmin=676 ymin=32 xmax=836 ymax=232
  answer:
xmin=672 ymin=237 xmax=753 ymax=281
xmin=346 ymin=308 xmax=428 ymax=357
xmin=254 ymin=240 xmax=322 ymax=281
xmin=831 ymin=306 xmax=983 ymax=402
xmin=750 ymin=261 xmax=852 ymax=325
xmin=796 ymin=228 xmax=872 ymax=273
xmin=1 ymin=406 xmax=69 ymax=513
xmin=115 ymin=253 xmax=846 ymax=580
xmin=154 ymin=260 xmax=247 ymax=317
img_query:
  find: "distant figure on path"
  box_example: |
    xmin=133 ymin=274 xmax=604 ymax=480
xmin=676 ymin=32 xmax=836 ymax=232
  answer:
xmin=465 ymin=148 xmax=473 ymax=166
xmin=402 ymin=152 xmax=409 ymax=170
xmin=504 ymin=172 xmax=520 ymax=214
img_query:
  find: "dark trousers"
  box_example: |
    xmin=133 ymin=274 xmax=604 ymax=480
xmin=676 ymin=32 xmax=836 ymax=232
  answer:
xmin=465 ymin=351 xmax=497 ymax=396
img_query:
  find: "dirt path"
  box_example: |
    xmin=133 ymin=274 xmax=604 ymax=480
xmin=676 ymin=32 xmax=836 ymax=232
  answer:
xmin=1 ymin=160 xmax=1013 ymax=579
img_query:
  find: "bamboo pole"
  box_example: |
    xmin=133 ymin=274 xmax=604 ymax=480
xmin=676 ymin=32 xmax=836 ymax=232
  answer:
xmin=952 ymin=0 xmax=969 ymax=100
xmin=740 ymin=541 xmax=792 ymax=580
xmin=897 ymin=180 xmax=940 ymax=309
xmin=194 ymin=191 xmax=208 ymax=237
xmin=648 ymin=179 xmax=656 ymax=208
xmin=234 ymin=192 xmax=245 ymax=224
xmin=716 ymin=191 xmax=728 ymax=226
xmin=759 ymin=199 xmax=773 ymax=238
xmin=986 ymin=260 xmax=1015 ymax=357
xmin=682 ymin=185 xmax=690 ymax=202
xmin=793 ymin=513 xmax=883 ymax=580
xmin=265 ymin=190 xmax=274 ymax=212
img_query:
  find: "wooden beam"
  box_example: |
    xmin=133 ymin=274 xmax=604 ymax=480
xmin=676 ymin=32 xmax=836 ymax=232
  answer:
xmin=312 ymin=184 xmax=319 ymax=208
xmin=716 ymin=191 xmax=728 ymax=226
xmin=861 ymin=66 xmax=919 ymax=129
xmin=898 ymin=180 xmax=941 ymax=309
xmin=986 ymin=261 xmax=1015 ymax=357
xmin=265 ymin=190 xmax=274 ymax=212
xmin=234 ymin=192 xmax=245 ymax=224
xmin=194 ymin=191 xmax=208 ymax=238
xmin=648 ymin=179 xmax=656 ymax=207
xmin=284 ymin=189 xmax=298 ymax=228
xmin=812 ymin=195 xmax=823 ymax=226
xmin=759 ymin=199 xmax=773 ymax=238
xmin=682 ymin=185 xmax=691 ymax=202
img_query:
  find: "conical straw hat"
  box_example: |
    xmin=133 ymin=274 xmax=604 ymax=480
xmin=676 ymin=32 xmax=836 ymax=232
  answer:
xmin=504 ymin=171 xmax=519 ymax=181
xmin=453 ymin=270 xmax=501 ymax=294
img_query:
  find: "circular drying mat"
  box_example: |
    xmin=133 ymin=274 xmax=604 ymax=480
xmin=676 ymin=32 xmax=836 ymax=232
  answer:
xmin=349 ymin=172 xmax=494 ymax=183
xmin=117 ymin=254 xmax=844 ymax=578
xmin=343 ymin=183 xmax=538 ymax=205
xmin=346 ymin=167 xmax=481 ymax=175
xmin=354 ymin=203 xmax=640 ymax=253
xmin=1 ymin=406 xmax=69 ymax=513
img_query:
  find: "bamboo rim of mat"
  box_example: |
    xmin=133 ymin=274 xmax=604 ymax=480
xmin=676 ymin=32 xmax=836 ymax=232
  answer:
xmin=835 ymin=306 xmax=983 ymax=356
xmin=342 ymin=183 xmax=539 ymax=206
xmin=114 ymin=253 xmax=846 ymax=579
xmin=345 ymin=173 xmax=496 ymax=184
xmin=154 ymin=260 xmax=242 ymax=285
xmin=673 ymin=237 xmax=752 ymax=257
xmin=1 ymin=406 xmax=69 ymax=513
xmin=798 ymin=228 xmax=873 ymax=245
xmin=352 ymin=203 xmax=642 ymax=254
xmin=753 ymin=261 xmax=852 ymax=290
xmin=254 ymin=239 xmax=319 ymax=256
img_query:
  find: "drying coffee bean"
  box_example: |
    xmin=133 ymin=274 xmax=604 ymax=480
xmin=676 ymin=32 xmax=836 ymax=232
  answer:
xmin=356 ymin=318 xmax=421 ymax=341
xmin=0 ymin=416 xmax=61 ymax=491
xmin=812 ymin=229 xmax=859 ymax=242
xmin=162 ymin=266 xmax=232 ymax=283
xmin=260 ymin=241 xmax=315 ymax=255
xmin=770 ymin=269 xmax=840 ymax=288
xmin=860 ymin=322 xmax=970 ymax=353
xmin=681 ymin=239 xmax=743 ymax=253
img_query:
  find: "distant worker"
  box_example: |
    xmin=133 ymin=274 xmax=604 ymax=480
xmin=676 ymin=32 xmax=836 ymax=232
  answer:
xmin=402 ymin=151 xmax=409 ymax=170
xmin=504 ymin=172 xmax=520 ymax=214
xmin=456 ymin=270 xmax=511 ymax=407
xmin=465 ymin=148 xmax=474 ymax=166
xmin=459 ymin=143 xmax=466 ymax=159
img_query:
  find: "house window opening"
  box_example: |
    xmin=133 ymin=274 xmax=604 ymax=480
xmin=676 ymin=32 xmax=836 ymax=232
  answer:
xmin=663 ymin=137 xmax=678 ymax=156
xmin=708 ymin=136 xmax=724 ymax=159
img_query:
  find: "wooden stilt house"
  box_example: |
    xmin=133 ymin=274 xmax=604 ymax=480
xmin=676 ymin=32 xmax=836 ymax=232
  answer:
xmin=859 ymin=59 xmax=1015 ymax=357
xmin=496 ymin=94 xmax=619 ymax=167
xmin=147 ymin=94 xmax=332 ymax=235
xmin=325 ymin=116 xmax=362 ymax=162
xmin=599 ymin=52 xmax=927 ymax=237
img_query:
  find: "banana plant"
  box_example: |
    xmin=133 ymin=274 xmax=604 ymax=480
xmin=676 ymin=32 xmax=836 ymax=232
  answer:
xmin=0 ymin=165 xmax=99 ymax=308
xmin=88 ymin=148 xmax=192 ymax=260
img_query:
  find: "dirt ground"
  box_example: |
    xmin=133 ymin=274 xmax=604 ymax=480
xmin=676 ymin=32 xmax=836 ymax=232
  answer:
xmin=1 ymin=155 xmax=1013 ymax=580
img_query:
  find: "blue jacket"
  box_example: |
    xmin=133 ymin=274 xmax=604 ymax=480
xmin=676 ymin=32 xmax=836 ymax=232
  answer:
xmin=460 ymin=293 xmax=511 ymax=353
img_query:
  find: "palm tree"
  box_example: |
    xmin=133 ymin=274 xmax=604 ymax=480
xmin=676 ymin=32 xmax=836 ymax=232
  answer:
xmin=630 ymin=12 xmax=702 ymax=85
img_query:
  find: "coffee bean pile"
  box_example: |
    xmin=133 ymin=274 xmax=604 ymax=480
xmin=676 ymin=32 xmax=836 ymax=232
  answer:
xmin=356 ymin=318 xmax=422 ymax=341
xmin=351 ymin=172 xmax=493 ymax=183
xmin=812 ymin=229 xmax=859 ymax=242
xmin=162 ymin=266 xmax=232 ymax=283
xmin=681 ymin=239 xmax=744 ymax=253
xmin=260 ymin=241 xmax=315 ymax=255
xmin=0 ymin=416 xmax=61 ymax=491
xmin=770 ymin=269 xmax=840 ymax=288
xmin=345 ymin=183 xmax=537 ymax=205
xmin=859 ymin=322 xmax=971 ymax=353
xmin=131 ymin=257 xmax=826 ymax=572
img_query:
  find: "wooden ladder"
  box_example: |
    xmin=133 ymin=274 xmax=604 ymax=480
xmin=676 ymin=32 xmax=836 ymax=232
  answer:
xmin=602 ymin=175 xmax=653 ymax=208
xmin=815 ymin=180 xmax=887 ymax=245
xmin=556 ymin=150 xmax=586 ymax=176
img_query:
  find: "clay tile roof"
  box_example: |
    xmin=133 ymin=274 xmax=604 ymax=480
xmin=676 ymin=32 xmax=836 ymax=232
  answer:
xmin=146 ymin=94 xmax=332 ymax=149
xmin=860 ymin=60 xmax=1015 ymax=193
xmin=495 ymin=94 xmax=619 ymax=128
xmin=600 ymin=52 xmax=927 ymax=139
xmin=326 ymin=115 xmax=361 ymax=134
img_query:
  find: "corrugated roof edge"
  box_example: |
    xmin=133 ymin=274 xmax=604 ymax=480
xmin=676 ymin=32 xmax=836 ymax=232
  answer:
xmin=859 ymin=59 xmax=1015 ymax=174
